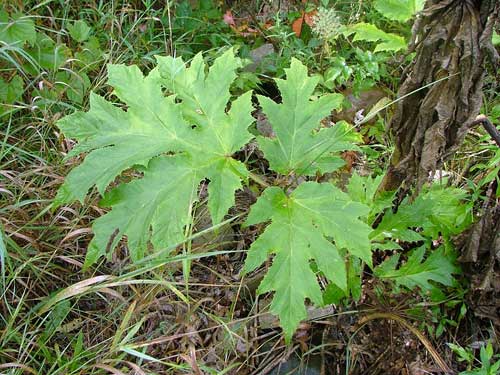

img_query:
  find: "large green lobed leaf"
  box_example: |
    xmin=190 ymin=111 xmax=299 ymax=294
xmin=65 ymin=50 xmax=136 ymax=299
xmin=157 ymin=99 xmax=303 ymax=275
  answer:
xmin=55 ymin=49 xmax=254 ymax=268
xmin=243 ymin=182 xmax=372 ymax=341
xmin=256 ymin=58 xmax=360 ymax=176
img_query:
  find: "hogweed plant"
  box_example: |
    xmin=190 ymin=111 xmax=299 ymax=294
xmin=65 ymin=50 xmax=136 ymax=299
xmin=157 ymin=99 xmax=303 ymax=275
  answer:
xmin=312 ymin=7 xmax=341 ymax=40
xmin=55 ymin=49 xmax=469 ymax=341
xmin=311 ymin=7 xmax=342 ymax=54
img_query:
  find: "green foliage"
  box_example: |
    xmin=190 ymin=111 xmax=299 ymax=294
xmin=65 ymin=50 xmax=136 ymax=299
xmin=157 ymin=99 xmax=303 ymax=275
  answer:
xmin=172 ymin=0 xmax=243 ymax=57
xmin=55 ymin=49 xmax=253 ymax=268
xmin=64 ymin=72 xmax=91 ymax=105
xmin=371 ymin=184 xmax=471 ymax=246
xmin=55 ymin=50 xmax=367 ymax=339
xmin=426 ymin=299 xmax=466 ymax=338
xmin=469 ymin=103 xmax=500 ymax=196
xmin=341 ymin=0 xmax=424 ymax=54
xmin=374 ymin=0 xmax=425 ymax=22
xmin=475 ymin=344 xmax=500 ymax=375
xmin=24 ymin=32 xmax=70 ymax=74
xmin=67 ymin=20 xmax=92 ymax=43
xmin=346 ymin=172 xmax=394 ymax=223
xmin=252 ymin=20 xmax=319 ymax=79
xmin=321 ymin=254 xmax=363 ymax=305
xmin=366 ymin=183 xmax=471 ymax=324
xmin=1 ymin=1 xmax=486 ymax=360
xmin=344 ymin=23 xmax=407 ymax=53
xmin=74 ymin=36 xmax=104 ymax=70
xmin=374 ymin=246 xmax=458 ymax=293
xmin=0 ymin=9 xmax=104 ymax=114
xmin=0 ymin=11 xmax=36 ymax=46
xmin=365 ymin=183 xmax=469 ymax=299
xmin=0 ymin=75 xmax=24 ymax=115
xmin=243 ymin=183 xmax=371 ymax=340
xmin=256 ymin=58 xmax=358 ymax=175
xmin=319 ymin=56 xmax=353 ymax=89
xmin=452 ymin=343 xmax=500 ymax=375
xmin=493 ymin=31 xmax=500 ymax=46
xmin=290 ymin=43 xmax=384 ymax=95
xmin=472 ymin=149 xmax=500 ymax=197
xmin=242 ymin=62 xmax=373 ymax=339
xmin=54 ymin=45 xmax=475 ymax=341
xmin=449 ymin=343 xmax=476 ymax=365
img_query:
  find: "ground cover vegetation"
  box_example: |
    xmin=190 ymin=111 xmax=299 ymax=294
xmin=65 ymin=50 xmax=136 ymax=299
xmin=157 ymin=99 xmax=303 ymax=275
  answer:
xmin=1 ymin=0 xmax=499 ymax=374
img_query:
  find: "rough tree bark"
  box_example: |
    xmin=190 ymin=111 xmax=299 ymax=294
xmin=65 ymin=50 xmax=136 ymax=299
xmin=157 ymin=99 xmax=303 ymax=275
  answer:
xmin=377 ymin=0 xmax=499 ymax=193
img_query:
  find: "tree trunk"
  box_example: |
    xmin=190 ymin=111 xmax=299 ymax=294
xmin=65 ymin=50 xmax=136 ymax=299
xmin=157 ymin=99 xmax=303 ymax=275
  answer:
xmin=378 ymin=0 xmax=499 ymax=193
